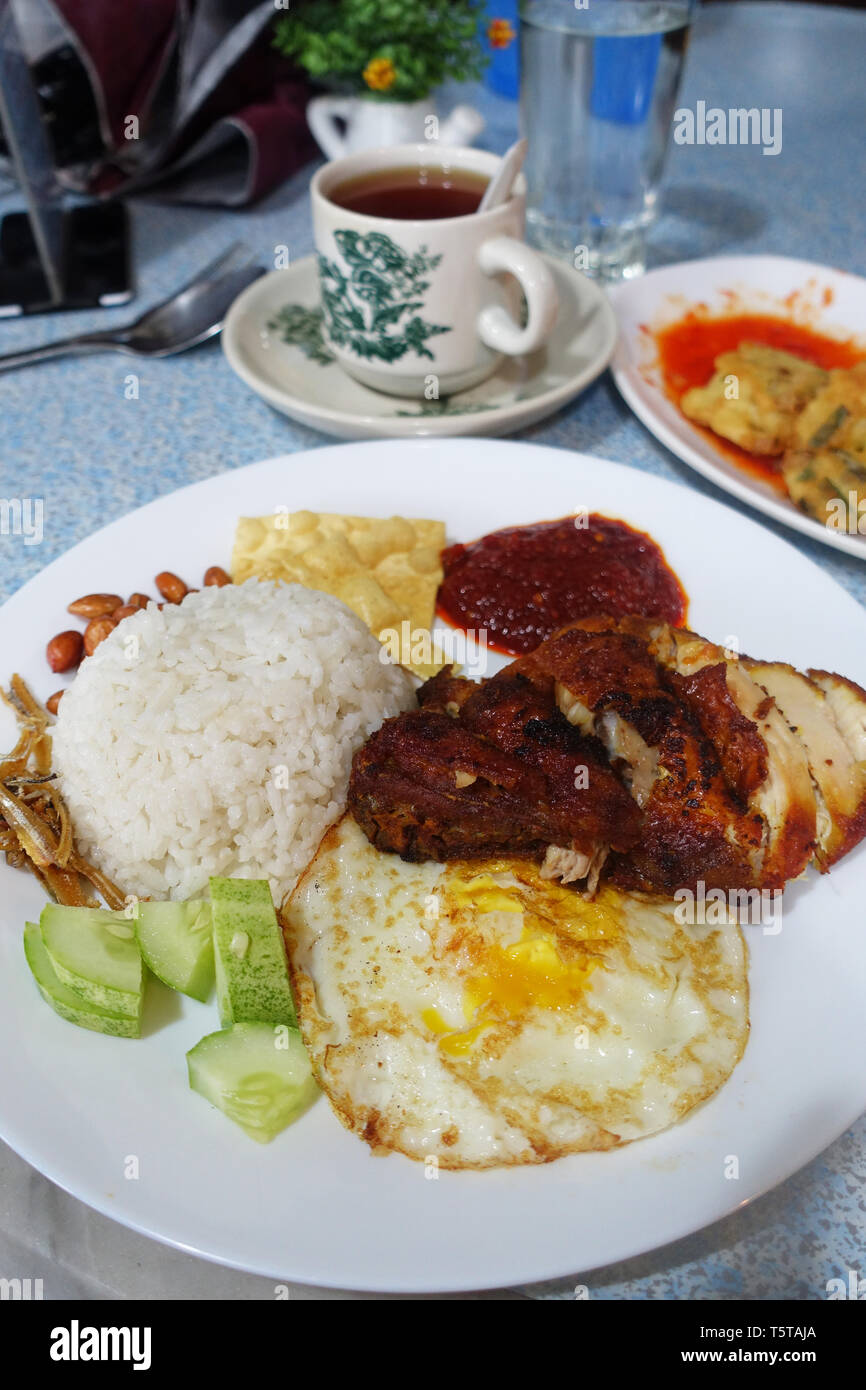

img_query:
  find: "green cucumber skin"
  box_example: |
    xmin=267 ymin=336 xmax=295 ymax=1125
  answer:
xmin=209 ymin=879 xmax=273 ymax=909
xmin=186 ymin=1022 xmax=317 ymax=1143
xmin=24 ymin=924 xmax=140 ymax=1039
xmin=134 ymin=900 xmax=214 ymax=1002
xmin=214 ymin=942 xmax=230 ymax=1026
xmin=209 ymin=878 xmax=297 ymax=1028
xmin=40 ymin=903 xmax=143 ymax=1012
xmin=46 ymin=954 xmax=142 ymax=1019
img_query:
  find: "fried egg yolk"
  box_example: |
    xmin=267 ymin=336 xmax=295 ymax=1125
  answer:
xmin=422 ymin=868 xmax=613 ymax=1056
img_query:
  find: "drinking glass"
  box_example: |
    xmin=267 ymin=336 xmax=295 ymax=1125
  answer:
xmin=520 ymin=0 xmax=695 ymax=281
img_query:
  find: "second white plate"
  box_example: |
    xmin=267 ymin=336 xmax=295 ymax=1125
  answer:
xmin=610 ymin=254 xmax=866 ymax=559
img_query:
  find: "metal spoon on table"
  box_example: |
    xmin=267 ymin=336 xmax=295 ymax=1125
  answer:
xmin=0 ymin=244 xmax=265 ymax=372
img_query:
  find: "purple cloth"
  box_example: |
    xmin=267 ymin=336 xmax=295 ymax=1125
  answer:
xmin=50 ymin=0 xmax=315 ymax=204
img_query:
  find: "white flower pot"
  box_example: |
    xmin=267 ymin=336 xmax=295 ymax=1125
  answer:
xmin=307 ymin=94 xmax=484 ymax=160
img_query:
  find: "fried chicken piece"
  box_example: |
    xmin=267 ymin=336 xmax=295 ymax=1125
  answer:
xmin=348 ymin=708 xmax=640 ymax=866
xmin=443 ymin=661 xmax=642 ymax=889
xmin=565 ymin=616 xmax=817 ymax=887
xmin=350 ymin=615 xmax=866 ymax=899
xmin=681 ymin=342 xmax=828 ymax=455
xmin=663 ymin=662 xmax=768 ymax=803
xmin=650 ymin=626 xmax=817 ymax=887
xmin=533 ymin=621 xmax=765 ymax=894
xmin=417 ymin=667 xmax=477 ymax=717
xmin=349 ymin=712 xmax=552 ymax=862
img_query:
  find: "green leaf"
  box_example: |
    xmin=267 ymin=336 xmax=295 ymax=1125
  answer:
xmin=271 ymin=0 xmax=487 ymax=91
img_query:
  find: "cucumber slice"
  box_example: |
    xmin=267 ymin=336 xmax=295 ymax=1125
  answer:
xmin=210 ymin=878 xmax=296 ymax=1028
xmin=40 ymin=903 xmax=143 ymax=1019
xmin=134 ymin=900 xmax=213 ymax=1001
xmin=23 ymin=924 xmax=140 ymax=1039
xmin=187 ymin=1022 xmax=317 ymax=1143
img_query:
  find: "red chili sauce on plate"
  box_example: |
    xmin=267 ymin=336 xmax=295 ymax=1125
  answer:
xmin=437 ymin=515 xmax=688 ymax=656
xmin=656 ymin=313 xmax=865 ymax=492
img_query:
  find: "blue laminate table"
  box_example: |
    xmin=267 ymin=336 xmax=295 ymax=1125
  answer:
xmin=0 ymin=3 xmax=863 ymax=1300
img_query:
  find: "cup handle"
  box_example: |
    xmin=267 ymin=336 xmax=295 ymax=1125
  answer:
xmin=307 ymin=95 xmax=353 ymax=159
xmin=477 ymin=236 xmax=558 ymax=356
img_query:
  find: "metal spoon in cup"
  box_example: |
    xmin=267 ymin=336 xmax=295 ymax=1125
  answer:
xmin=477 ymin=138 xmax=528 ymax=214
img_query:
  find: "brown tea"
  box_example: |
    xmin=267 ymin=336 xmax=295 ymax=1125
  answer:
xmin=328 ymin=165 xmax=489 ymax=220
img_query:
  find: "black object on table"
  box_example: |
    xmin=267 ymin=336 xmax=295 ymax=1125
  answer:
xmin=0 ymin=1 xmax=132 ymax=316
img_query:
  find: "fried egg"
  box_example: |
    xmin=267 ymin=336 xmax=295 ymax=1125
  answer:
xmin=282 ymin=816 xmax=749 ymax=1169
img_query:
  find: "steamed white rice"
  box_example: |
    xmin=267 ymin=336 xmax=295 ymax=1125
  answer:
xmin=53 ymin=580 xmax=414 ymax=903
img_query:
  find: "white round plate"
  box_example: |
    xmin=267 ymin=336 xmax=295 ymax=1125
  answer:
xmin=610 ymin=255 xmax=866 ymax=559
xmin=222 ymin=256 xmax=617 ymax=439
xmin=2 ymin=439 xmax=865 ymax=1293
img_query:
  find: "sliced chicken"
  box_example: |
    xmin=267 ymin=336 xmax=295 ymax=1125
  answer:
xmin=802 ymin=669 xmax=866 ymax=863
xmin=648 ymin=626 xmax=817 ymax=888
xmin=532 ymin=620 xmax=765 ymax=895
xmin=808 ymin=669 xmax=866 ymax=760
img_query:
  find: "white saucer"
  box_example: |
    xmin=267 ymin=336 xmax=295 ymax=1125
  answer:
xmin=222 ymin=255 xmax=617 ymax=439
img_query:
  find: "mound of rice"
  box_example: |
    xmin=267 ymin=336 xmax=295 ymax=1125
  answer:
xmin=53 ymin=580 xmax=414 ymax=903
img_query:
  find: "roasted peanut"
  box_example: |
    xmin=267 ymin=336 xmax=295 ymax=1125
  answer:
xmin=67 ymin=593 xmax=123 ymax=619
xmin=112 ymin=605 xmax=139 ymax=623
xmin=45 ymin=690 xmax=64 ymax=715
xmin=127 ymin=593 xmax=150 ymax=610
xmin=204 ymin=566 xmax=232 ymax=587
xmin=47 ymin=630 xmax=84 ymax=673
xmin=83 ymin=616 xmax=117 ymax=656
xmin=155 ymin=571 xmax=187 ymax=604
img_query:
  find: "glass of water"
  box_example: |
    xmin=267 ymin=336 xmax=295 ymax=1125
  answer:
xmin=520 ymin=0 xmax=694 ymax=281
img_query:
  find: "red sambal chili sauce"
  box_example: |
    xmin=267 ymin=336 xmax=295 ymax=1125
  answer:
xmin=436 ymin=515 xmax=688 ymax=657
xmin=655 ymin=311 xmax=866 ymax=491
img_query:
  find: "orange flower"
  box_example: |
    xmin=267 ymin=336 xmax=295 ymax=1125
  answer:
xmin=363 ymin=56 xmax=397 ymax=92
xmin=487 ymin=18 xmax=516 ymax=49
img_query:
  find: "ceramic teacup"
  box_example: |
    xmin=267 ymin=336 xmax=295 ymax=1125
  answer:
xmin=310 ymin=144 xmax=559 ymax=398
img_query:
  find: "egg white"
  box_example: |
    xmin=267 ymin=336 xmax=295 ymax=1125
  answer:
xmin=283 ymin=816 xmax=749 ymax=1169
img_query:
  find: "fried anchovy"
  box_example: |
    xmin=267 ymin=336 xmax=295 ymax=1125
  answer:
xmin=69 ymin=854 xmax=127 ymax=911
xmin=1 ymin=674 xmax=127 ymax=907
xmin=0 ymin=779 xmax=59 ymax=866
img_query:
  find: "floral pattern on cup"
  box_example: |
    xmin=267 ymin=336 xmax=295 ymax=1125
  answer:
xmin=318 ymin=230 xmax=451 ymax=363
